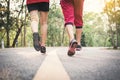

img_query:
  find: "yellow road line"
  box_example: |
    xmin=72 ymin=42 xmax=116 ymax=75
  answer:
xmin=33 ymin=49 xmax=70 ymax=80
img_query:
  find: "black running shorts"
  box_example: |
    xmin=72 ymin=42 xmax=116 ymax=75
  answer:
xmin=27 ymin=2 xmax=49 ymax=12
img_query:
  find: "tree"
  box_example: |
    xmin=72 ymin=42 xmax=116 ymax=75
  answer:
xmin=0 ymin=0 xmax=29 ymax=48
xmin=104 ymin=0 xmax=120 ymax=49
xmin=0 ymin=2 xmax=7 ymax=46
xmin=12 ymin=0 xmax=27 ymax=47
xmin=83 ymin=12 xmax=110 ymax=47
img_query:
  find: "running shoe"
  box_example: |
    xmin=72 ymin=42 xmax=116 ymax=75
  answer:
xmin=40 ymin=46 xmax=46 ymax=53
xmin=33 ymin=33 xmax=41 ymax=51
xmin=68 ymin=39 xmax=78 ymax=56
xmin=76 ymin=45 xmax=82 ymax=51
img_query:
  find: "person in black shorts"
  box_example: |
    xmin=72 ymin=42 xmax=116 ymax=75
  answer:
xmin=26 ymin=0 xmax=49 ymax=53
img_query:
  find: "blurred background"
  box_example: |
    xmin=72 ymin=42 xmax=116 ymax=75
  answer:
xmin=0 ymin=0 xmax=120 ymax=49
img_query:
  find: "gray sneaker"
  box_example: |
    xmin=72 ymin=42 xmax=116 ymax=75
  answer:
xmin=40 ymin=46 xmax=46 ymax=54
xmin=33 ymin=33 xmax=41 ymax=51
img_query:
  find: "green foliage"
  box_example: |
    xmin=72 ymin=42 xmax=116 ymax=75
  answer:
xmin=83 ymin=12 xmax=111 ymax=47
xmin=47 ymin=3 xmax=64 ymax=46
xmin=81 ymin=32 xmax=86 ymax=46
xmin=104 ymin=0 xmax=120 ymax=48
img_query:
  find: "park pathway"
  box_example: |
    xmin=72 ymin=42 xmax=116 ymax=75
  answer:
xmin=0 ymin=47 xmax=120 ymax=80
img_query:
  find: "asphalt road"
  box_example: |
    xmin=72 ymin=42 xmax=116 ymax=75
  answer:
xmin=0 ymin=47 xmax=120 ymax=80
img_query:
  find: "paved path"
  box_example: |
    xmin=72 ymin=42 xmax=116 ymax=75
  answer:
xmin=0 ymin=47 xmax=120 ymax=80
xmin=33 ymin=49 xmax=70 ymax=80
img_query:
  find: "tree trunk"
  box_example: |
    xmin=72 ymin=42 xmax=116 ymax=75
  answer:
xmin=6 ymin=29 xmax=10 ymax=48
xmin=113 ymin=0 xmax=118 ymax=49
xmin=114 ymin=25 xmax=119 ymax=49
xmin=12 ymin=25 xmax=23 ymax=47
xmin=23 ymin=6 xmax=27 ymax=47
xmin=6 ymin=0 xmax=10 ymax=48
xmin=12 ymin=0 xmax=25 ymax=47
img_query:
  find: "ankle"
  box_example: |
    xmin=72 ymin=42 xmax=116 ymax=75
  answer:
xmin=41 ymin=43 xmax=46 ymax=47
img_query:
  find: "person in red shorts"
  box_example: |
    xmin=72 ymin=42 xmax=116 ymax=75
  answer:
xmin=26 ymin=0 xmax=49 ymax=53
xmin=60 ymin=0 xmax=84 ymax=56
